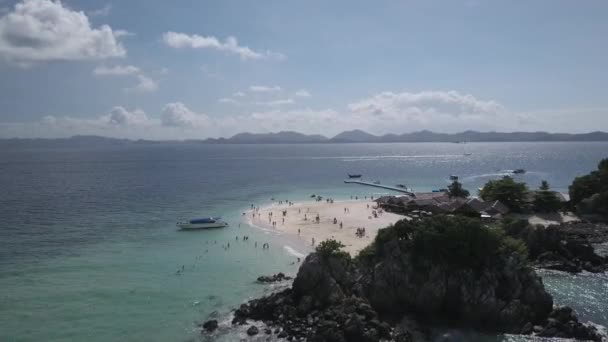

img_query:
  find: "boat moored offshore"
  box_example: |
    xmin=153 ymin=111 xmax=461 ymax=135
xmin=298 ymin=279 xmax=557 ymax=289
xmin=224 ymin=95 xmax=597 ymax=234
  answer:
xmin=177 ymin=217 xmax=228 ymax=230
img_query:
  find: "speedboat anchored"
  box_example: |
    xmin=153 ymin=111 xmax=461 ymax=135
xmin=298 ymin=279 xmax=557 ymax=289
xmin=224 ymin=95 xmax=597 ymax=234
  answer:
xmin=177 ymin=217 xmax=228 ymax=230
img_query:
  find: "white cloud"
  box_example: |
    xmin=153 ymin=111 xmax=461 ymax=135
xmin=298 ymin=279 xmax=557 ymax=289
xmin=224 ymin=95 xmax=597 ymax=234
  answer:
xmin=218 ymin=97 xmax=238 ymax=104
xmin=161 ymin=102 xmax=209 ymax=128
xmin=5 ymin=91 xmax=606 ymax=140
xmin=294 ymin=89 xmax=311 ymax=97
xmin=348 ymin=90 xmax=504 ymax=118
xmin=0 ymin=0 xmax=126 ymax=64
xmin=94 ymin=64 xmax=158 ymax=93
xmin=162 ymin=31 xmax=284 ymax=61
xmin=233 ymin=91 xmax=246 ymax=97
xmin=88 ymin=4 xmax=111 ymax=17
xmin=249 ymin=85 xmax=281 ymax=93
xmin=127 ymin=75 xmax=158 ymax=93
xmin=256 ymin=99 xmax=294 ymax=106
xmin=93 ymin=65 xmax=140 ymax=76
xmin=106 ymin=106 xmax=148 ymax=126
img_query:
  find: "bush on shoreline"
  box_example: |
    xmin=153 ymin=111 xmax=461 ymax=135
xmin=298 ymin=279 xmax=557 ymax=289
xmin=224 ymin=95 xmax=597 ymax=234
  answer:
xmin=479 ymin=176 xmax=528 ymax=212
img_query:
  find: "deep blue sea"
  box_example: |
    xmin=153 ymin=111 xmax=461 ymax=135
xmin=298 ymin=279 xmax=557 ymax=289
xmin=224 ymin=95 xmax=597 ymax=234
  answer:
xmin=1 ymin=142 xmax=607 ymax=341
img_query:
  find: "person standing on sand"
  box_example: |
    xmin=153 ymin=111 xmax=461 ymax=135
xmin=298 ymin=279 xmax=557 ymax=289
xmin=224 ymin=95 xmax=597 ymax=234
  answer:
xmin=298 ymin=228 xmax=300 ymax=235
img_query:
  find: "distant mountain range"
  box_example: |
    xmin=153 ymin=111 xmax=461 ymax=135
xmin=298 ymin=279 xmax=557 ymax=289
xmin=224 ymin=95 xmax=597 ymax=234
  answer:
xmin=2 ymin=130 xmax=608 ymax=147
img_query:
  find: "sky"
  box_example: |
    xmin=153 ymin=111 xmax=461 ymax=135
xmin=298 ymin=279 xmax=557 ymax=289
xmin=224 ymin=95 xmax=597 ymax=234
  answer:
xmin=0 ymin=0 xmax=607 ymax=139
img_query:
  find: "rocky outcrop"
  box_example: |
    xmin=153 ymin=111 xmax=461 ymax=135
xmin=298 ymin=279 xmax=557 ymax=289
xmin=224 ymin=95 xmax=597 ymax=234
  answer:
xmin=256 ymin=272 xmax=292 ymax=283
xmin=292 ymin=252 xmax=359 ymax=307
xmin=359 ymin=239 xmax=553 ymax=333
xmin=200 ymin=319 xmax=218 ymax=332
xmin=221 ymin=217 xmax=604 ymax=341
xmin=521 ymin=306 xmax=603 ymax=341
xmin=232 ymin=286 xmax=407 ymax=341
xmin=505 ymin=220 xmax=608 ymax=273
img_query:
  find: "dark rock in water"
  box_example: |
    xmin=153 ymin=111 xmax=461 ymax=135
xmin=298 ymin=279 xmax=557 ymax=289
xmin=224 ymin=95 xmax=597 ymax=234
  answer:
xmin=246 ymin=325 xmax=259 ymax=336
xmin=201 ymin=319 xmax=218 ymax=332
xmin=504 ymin=220 xmax=608 ymax=273
xmin=535 ymin=306 xmax=603 ymax=341
xmin=257 ymin=272 xmax=293 ymax=283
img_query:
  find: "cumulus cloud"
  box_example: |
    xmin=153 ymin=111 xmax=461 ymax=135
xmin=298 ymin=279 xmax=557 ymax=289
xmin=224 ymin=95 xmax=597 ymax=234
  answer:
xmin=94 ymin=64 xmax=158 ymax=93
xmin=161 ymin=102 xmax=209 ymax=128
xmin=106 ymin=106 xmax=148 ymax=126
xmin=348 ymin=90 xmax=504 ymax=118
xmin=128 ymin=75 xmax=158 ymax=93
xmin=93 ymin=65 xmax=140 ymax=76
xmin=0 ymin=0 xmax=126 ymax=64
xmin=162 ymin=31 xmax=284 ymax=61
xmin=7 ymin=90 xmax=599 ymax=140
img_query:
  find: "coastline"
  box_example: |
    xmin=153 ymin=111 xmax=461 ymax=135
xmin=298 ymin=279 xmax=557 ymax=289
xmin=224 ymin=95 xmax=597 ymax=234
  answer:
xmin=245 ymin=198 xmax=406 ymax=256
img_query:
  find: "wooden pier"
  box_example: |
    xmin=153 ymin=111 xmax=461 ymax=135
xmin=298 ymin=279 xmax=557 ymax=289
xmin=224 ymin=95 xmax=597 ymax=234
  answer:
xmin=344 ymin=180 xmax=415 ymax=196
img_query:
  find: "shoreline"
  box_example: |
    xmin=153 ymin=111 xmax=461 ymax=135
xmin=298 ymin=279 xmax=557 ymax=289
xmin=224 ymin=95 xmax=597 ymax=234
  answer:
xmin=245 ymin=198 xmax=406 ymax=256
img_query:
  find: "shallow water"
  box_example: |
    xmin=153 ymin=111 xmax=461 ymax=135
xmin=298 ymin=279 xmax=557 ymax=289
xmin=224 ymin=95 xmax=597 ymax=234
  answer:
xmin=0 ymin=142 xmax=606 ymax=341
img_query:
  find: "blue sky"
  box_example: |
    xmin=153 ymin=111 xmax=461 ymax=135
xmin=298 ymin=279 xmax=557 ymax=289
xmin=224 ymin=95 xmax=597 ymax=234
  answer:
xmin=0 ymin=0 xmax=607 ymax=139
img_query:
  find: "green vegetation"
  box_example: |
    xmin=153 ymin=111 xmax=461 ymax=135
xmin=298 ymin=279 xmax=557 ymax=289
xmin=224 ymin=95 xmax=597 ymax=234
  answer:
xmin=447 ymin=180 xmax=470 ymax=198
xmin=569 ymin=158 xmax=608 ymax=217
xmin=479 ymin=176 xmax=528 ymax=212
xmin=360 ymin=216 xmax=528 ymax=271
xmin=533 ymin=180 xmax=562 ymax=213
xmin=316 ymin=239 xmax=349 ymax=259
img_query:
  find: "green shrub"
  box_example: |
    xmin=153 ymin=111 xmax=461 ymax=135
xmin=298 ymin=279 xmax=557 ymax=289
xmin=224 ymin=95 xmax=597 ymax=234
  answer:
xmin=569 ymin=158 xmax=608 ymax=212
xmin=479 ymin=176 xmax=528 ymax=212
xmin=367 ymin=216 xmax=529 ymax=272
xmin=316 ymin=239 xmax=349 ymax=259
xmin=448 ymin=180 xmax=470 ymax=198
xmin=533 ymin=180 xmax=562 ymax=213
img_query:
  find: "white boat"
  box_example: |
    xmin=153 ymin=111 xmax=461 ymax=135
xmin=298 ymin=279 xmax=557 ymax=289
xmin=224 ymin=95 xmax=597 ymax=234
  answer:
xmin=177 ymin=217 xmax=228 ymax=230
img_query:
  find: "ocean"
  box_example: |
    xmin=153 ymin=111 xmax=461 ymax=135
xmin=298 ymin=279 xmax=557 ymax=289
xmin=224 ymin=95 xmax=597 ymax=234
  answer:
xmin=0 ymin=142 xmax=607 ymax=341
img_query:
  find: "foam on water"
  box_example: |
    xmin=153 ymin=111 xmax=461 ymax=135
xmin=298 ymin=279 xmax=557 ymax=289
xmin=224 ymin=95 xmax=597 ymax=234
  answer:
xmin=283 ymin=245 xmax=307 ymax=259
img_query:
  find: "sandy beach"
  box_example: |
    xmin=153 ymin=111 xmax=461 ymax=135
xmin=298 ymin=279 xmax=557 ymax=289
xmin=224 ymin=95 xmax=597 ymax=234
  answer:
xmin=248 ymin=198 xmax=406 ymax=256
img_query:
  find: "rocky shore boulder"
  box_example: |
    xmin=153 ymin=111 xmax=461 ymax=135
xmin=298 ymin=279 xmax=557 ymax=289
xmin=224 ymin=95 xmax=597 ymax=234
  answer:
xmin=200 ymin=319 xmax=218 ymax=332
xmin=256 ymin=272 xmax=292 ymax=283
xmin=292 ymin=252 xmax=357 ymax=308
xmin=357 ymin=218 xmax=553 ymax=332
xmin=503 ymin=218 xmax=608 ymax=273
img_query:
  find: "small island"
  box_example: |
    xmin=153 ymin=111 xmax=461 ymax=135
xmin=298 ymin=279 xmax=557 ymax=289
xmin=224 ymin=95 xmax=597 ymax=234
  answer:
xmin=205 ymin=158 xmax=608 ymax=341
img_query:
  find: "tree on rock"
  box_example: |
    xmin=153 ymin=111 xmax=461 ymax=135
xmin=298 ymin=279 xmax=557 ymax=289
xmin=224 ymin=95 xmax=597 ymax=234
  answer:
xmin=533 ymin=180 xmax=562 ymax=213
xmin=316 ymin=239 xmax=349 ymax=259
xmin=479 ymin=176 xmax=529 ymax=212
xmin=448 ymin=180 xmax=470 ymax=198
xmin=569 ymin=158 xmax=608 ymax=217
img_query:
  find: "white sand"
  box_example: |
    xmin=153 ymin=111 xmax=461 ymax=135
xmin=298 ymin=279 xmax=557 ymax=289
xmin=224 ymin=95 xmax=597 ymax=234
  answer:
xmin=248 ymin=199 xmax=407 ymax=256
xmin=526 ymin=212 xmax=580 ymax=227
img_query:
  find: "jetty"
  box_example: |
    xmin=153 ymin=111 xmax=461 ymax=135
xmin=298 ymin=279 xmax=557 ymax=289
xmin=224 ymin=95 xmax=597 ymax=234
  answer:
xmin=344 ymin=180 xmax=415 ymax=195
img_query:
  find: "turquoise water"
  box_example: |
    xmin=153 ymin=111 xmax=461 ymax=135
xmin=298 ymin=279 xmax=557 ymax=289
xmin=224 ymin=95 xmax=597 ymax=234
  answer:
xmin=0 ymin=142 xmax=607 ymax=341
